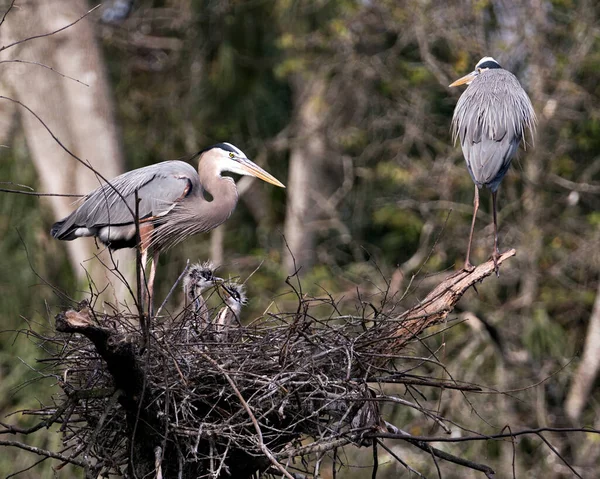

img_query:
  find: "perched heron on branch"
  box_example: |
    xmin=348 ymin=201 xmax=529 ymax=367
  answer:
xmin=215 ymin=281 xmax=247 ymax=341
xmin=183 ymin=261 xmax=221 ymax=323
xmin=450 ymin=57 xmax=536 ymax=273
xmin=51 ymin=143 xmax=285 ymax=308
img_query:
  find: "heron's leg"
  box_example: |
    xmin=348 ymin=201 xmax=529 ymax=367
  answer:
xmin=138 ymin=224 xmax=154 ymax=313
xmin=491 ymin=190 xmax=500 ymax=277
xmin=147 ymin=250 xmax=159 ymax=317
xmin=139 ymin=249 xmax=148 ymax=311
xmin=464 ymin=185 xmax=479 ymax=271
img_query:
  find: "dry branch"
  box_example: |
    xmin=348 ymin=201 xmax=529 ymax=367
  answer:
xmin=384 ymin=249 xmax=516 ymax=351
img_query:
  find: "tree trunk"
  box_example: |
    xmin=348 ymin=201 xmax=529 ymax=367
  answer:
xmin=1 ymin=0 xmax=131 ymax=296
xmin=565 ymin=278 xmax=600 ymax=421
xmin=283 ymin=76 xmax=327 ymax=273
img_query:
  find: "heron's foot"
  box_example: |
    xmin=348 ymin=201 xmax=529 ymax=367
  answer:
xmin=463 ymin=260 xmax=476 ymax=273
xmin=491 ymin=250 xmax=501 ymax=277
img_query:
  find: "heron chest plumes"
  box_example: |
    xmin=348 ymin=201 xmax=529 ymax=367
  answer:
xmin=148 ymin=170 xmax=238 ymax=251
xmin=451 ymin=69 xmax=536 ymax=191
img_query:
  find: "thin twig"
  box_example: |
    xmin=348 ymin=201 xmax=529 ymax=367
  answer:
xmin=370 ymin=426 xmax=600 ymax=443
xmin=0 ymin=60 xmax=89 ymax=86
xmin=0 ymin=0 xmax=16 ymax=28
xmin=0 ymin=5 xmax=101 ymax=53
xmin=0 ymin=440 xmax=87 ymax=467
xmin=0 ymin=187 xmax=84 ymax=197
xmin=535 ymin=432 xmax=582 ymax=479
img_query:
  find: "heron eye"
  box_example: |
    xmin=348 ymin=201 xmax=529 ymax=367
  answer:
xmin=229 ymin=152 xmax=235 ymax=159
xmin=477 ymin=68 xmax=482 ymax=73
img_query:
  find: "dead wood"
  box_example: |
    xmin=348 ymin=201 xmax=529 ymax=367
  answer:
xmin=382 ymin=249 xmax=516 ymax=351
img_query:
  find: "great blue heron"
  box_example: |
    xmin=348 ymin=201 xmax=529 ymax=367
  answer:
xmin=51 ymin=143 xmax=284 ymax=307
xmin=215 ymin=281 xmax=247 ymax=341
xmin=183 ymin=261 xmax=221 ymax=323
xmin=450 ymin=57 xmax=536 ymax=272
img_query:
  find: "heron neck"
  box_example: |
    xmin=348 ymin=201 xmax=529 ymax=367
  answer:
xmin=197 ymin=158 xmax=239 ymax=226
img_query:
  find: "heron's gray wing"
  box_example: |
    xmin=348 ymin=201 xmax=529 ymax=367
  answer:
xmin=463 ymin=132 xmax=520 ymax=190
xmin=52 ymin=161 xmax=198 ymax=238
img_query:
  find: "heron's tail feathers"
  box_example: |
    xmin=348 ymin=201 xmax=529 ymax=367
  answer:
xmin=50 ymin=218 xmax=79 ymax=240
xmin=50 ymin=219 xmax=66 ymax=238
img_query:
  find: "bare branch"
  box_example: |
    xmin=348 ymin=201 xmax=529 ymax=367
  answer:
xmin=0 ymin=440 xmax=87 ymax=467
xmin=370 ymin=426 xmax=600 ymax=443
xmin=0 ymin=0 xmax=16 ymax=28
xmin=0 ymin=59 xmax=90 ymax=87
xmin=0 ymin=5 xmax=101 ymax=54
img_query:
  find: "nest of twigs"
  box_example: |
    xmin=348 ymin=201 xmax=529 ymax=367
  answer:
xmin=26 ymin=252 xmax=513 ymax=479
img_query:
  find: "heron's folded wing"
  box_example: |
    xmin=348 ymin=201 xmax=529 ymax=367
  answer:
xmin=55 ymin=161 xmax=197 ymax=237
xmin=465 ymin=131 xmax=520 ymax=189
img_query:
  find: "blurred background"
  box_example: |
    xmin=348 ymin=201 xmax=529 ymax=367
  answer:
xmin=0 ymin=0 xmax=599 ymax=477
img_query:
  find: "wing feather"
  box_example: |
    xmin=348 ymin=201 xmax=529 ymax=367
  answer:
xmin=52 ymin=161 xmax=199 ymax=239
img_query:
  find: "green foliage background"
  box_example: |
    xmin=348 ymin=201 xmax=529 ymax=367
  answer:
xmin=1 ymin=0 xmax=599 ymax=477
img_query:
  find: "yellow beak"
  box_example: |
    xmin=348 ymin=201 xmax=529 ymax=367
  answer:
xmin=239 ymin=158 xmax=286 ymax=188
xmin=449 ymin=71 xmax=478 ymax=87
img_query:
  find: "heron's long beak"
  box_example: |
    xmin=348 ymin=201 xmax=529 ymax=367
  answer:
xmin=449 ymin=71 xmax=477 ymax=87
xmin=238 ymin=158 xmax=286 ymax=188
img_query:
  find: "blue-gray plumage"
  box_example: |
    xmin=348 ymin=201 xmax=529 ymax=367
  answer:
xmin=51 ymin=142 xmax=285 ymax=310
xmin=51 ymin=161 xmax=200 ymax=249
xmin=450 ymin=57 xmax=536 ymax=272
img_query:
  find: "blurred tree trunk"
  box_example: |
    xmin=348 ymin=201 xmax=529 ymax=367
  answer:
xmin=565 ymin=278 xmax=600 ymax=421
xmin=1 ymin=0 xmax=130 ymax=296
xmin=283 ymin=76 xmax=327 ymax=273
xmin=493 ymin=7 xmax=544 ymax=477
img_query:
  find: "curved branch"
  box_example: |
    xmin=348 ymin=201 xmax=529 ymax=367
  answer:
xmin=385 ymin=249 xmax=516 ymax=350
xmin=0 ymin=5 xmax=101 ymax=54
xmin=0 ymin=440 xmax=87 ymax=467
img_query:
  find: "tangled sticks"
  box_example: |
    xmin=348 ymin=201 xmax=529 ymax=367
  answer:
xmin=49 ymin=251 xmax=514 ymax=478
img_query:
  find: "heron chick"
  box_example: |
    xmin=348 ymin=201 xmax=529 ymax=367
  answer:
xmin=183 ymin=261 xmax=222 ymax=323
xmin=215 ymin=281 xmax=247 ymax=341
xmin=450 ymin=57 xmax=536 ymax=273
xmin=50 ymin=143 xmax=285 ymax=311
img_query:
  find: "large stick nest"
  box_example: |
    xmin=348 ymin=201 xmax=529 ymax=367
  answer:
xmin=32 ymin=251 xmax=514 ymax=478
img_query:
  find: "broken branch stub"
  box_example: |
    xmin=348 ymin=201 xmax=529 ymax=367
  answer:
xmin=381 ymin=249 xmax=516 ymax=352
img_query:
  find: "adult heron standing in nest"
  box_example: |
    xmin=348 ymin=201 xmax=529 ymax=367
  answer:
xmin=51 ymin=143 xmax=285 ymax=309
xmin=450 ymin=57 xmax=536 ymax=273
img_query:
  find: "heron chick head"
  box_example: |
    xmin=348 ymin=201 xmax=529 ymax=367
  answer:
xmin=184 ymin=261 xmax=222 ymax=298
xmin=221 ymin=281 xmax=247 ymax=307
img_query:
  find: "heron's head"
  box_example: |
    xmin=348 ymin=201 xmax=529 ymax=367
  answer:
xmin=449 ymin=56 xmax=502 ymax=87
xmin=221 ymin=281 xmax=248 ymax=307
xmin=201 ymin=142 xmax=285 ymax=188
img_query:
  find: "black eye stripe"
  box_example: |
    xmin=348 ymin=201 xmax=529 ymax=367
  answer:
xmin=477 ymin=61 xmax=502 ymax=70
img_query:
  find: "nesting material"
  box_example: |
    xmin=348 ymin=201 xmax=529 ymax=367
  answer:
xmin=33 ymin=252 xmax=511 ymax=477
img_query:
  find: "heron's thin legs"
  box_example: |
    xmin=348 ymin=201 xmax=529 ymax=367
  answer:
xmin=147 ymin=250 xmax=159 ymax=317
xmin=140 ymin=249 xmax=148 ymax=311
xmin=464 ymin=185 xmax=479 ymax=271
xmin=491 ymin=190 xmax=500 ymax=276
